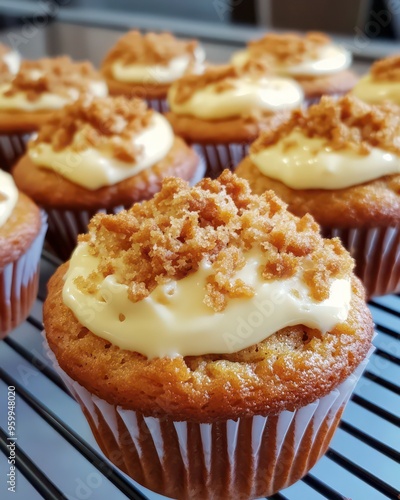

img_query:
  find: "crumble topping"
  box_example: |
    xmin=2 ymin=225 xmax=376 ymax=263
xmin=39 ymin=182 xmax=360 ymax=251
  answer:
xmin=248 ymin=31 xmax=330 ymax=66
xmin=171 ymin=62 xmax=271 ymax=104
xmin=102 ymin=30 xmax=198 ymax=68
xmin=3 ymin=57 xmax=104 ymax=102
xmin=371 ymin=55 xmax=400 ymax=81
xmin=76 ymin=171 xmax=353 ymax=311
xmin=251 ymin=95 xmax=400 ymax=156
xmin=30 ymin=96 xmax=154 ymax=162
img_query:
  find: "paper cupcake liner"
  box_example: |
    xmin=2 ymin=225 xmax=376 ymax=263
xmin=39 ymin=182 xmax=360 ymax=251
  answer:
xmin=0 ymin=212 xmax=47 ymax=338
xmin=146 ymin=97 xmax=168 ymax=114
xmin=322 ymin=226 xmax=400 ymax=298
xmin=193 ymin=143 xmax=249 ymax=179
xmin=45 ymin=337 xmax=372 ymax=499
xmin=0 ymin=133 xmax=32 ymax=172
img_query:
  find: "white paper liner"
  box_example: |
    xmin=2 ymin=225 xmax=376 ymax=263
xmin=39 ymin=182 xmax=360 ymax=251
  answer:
xmin=0 ymin=211 xmax=47 ymax=337
xmin=44 ymin=335 xmax=373 ymax=499
xmin=322 ymin=226 xmax=400 ymax=298
xmin=193 ymin=143 xmax=249 ymax=179
xmin=146 ymin=97 xmax=168 ymax=114
xmin=0 ymin=133 xmax=32 ymax=172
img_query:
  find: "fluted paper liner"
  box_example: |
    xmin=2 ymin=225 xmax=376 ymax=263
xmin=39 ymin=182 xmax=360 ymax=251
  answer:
xmin=322 ymin=226 xmax=400 ymax=298
xmin=194 ymin=143 xmax=249 ymax=179
xmin=0 ymin=211 xmax=47 ymax=337
xmin=146 ymin=97 xmax=168 ymax=114
xmin=0 ymin=133 xmax=32 ymax=172
xmin=45 ymin=337 xmax=373 ymax=499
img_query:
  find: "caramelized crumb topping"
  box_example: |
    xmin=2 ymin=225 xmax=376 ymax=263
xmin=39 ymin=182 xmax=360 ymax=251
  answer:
xmin=102 ymin=30 xmax=199 ymax=68
xmin=248 ymin=31 xmax=331 ymax=65
xmin=76 ymin=171 xmax=353 ymax=311
xmin=3 ymin=57 xmax=104 ymax=101
xmin=31 ymin=96 xmax=154 ymax=162
xmin=251 ymin=95 xmax=400 ymax=156
xmin=171 ymin=62 xmax=271 ymax=104
xmin=371 ymin=55 xmax=400 ymax=81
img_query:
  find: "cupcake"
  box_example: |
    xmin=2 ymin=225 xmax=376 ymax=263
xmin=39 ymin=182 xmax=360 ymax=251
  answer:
xmin=352 ymin=54 xmax=400 ymax=105
xmin=236 ymin=95 xmax=400 ymax=298
xmin=0 ymin=56 xmax=108 ymax=172
xmin=43 ymin=171 xmax=373 ymax=499
xmin=166 ymin=63 xmax=304 ymax=178
xmin=0 ymin=43 xmax=21 ymax=77
xmin=0 ymin=171 xmax=46 ymax=338
xmin=232 ymin=32 xmax=357 ymax=104
xmin=101 ymin=30 xmax=205 ymax=112
xmin=13 ymin=96 xmax=201 ymax=261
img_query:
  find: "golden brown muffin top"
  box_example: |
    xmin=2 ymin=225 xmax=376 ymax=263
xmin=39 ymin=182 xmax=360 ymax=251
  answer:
xmin=30 ymin=96 xmax=154 ymax=163
xmin=76 ymin=171 xmax=353 ymax=310
xmin=248 ymin=31 xmax=330 ymax=65
xmin=252 ymin=95 xmax=400 ymax=156
xmin=102 ymin=30 xmax=198 ymax=67
xmin=3 ymin=57 xmax=103 ymax=101
xmin=371 ymin=54 xmax=400 ymax=81
xmin=171 ymin=62 xmax=271 ymax=105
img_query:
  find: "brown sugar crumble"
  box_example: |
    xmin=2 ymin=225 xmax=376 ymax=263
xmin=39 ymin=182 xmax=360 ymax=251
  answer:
xmin=76 ymin=171 xmax=353 ymax=311
xmin=371 ymin=55 xmax=400 ymax=81
xmin=248 ymin=31 xmax=331 ymax=66
xmin=3 ymin=57 xmax=104 ymax=101
xmin=30 ymin=96 xmax=154 ymax=162
xmin=102 ymin=30 xmax=199 ymax=68
xmin=251 ymin=95 xmax=400 ymax=156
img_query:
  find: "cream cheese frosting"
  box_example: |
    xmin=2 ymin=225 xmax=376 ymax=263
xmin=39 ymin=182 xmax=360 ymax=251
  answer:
xmin=351 ymin=74 xmax=400 ymax=105
xmin=111 ymin=46 xmax=205 ymax=84
xmin=232 ymin=44 xmax=351 ymax=77
xmin=29 ymin=113 xmax=174 ymax=190
xmin=168 ymin=76 xmax=304 ymax=120
xmin=0 ymin=171 xmax=18 ymax=228
xmin=3 ymin=50 xmax=20 ymax=75
xmin=251 ymin=130 xmax=400 ymax=190
xmin=63 ymin=243 xmax=351 ymax=358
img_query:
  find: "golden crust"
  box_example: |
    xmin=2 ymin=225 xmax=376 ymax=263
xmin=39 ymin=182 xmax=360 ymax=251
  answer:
xmin=12 ymin=137 xmax=200 ymax=209
xmin=105 ymin=77 xmax=169 ymax=98
xmin=44 ymin=264 xmax=373 ymax=423
xmin=235 ymin=156 xmax=400 ymax=227
xmin=0 ymin=110 xmax=55 ymax=133
xmin=0 ymin=192 xmax=41 ymax=268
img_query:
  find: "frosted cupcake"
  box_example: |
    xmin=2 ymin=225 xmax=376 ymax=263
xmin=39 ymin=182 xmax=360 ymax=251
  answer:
xmin=232 ymin=32 xmax=357 ymax=104
xmin=166 ymin=63 xmax=304 ymax=178
xmin=0 ymin=171 xmax=46 ymax=338
xmin=236 ymin=95 xmax=400 ymax=297
xmin=0 ymin=56 xmax=108 ymax=172
xmin=352 ymin=54 xmax=400 ymax=105
xmin=101 ymin=30 xmax=205 ymax=112
xmin=43 ymin=171 xmax=373 ymax=499
xmin=13 ymin=96 xmax=201 ymax=260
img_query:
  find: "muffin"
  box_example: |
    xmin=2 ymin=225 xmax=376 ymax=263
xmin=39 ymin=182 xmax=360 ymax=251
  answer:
xmin=0 ymin=43 xmax=21 ymax=76
xmin=352 ymin=54 xmax=400 ymax=105
xmin=232 ymin=32 xmax=357 ymax=104
xmin=166 ymin=63 xmax=304 ymax=178
xmin=101 ymin=30 xmax=205 ymax=112
xmin=43 ymin=171 xmax=373 ymax=499
xmin=0 ymin=56 xmax=108 ymax=172
xmin=13 ymin=95 xmax=201 ymax=261
xmin=0 ymin=171 xmax=46 ymax=338
xmin=236 ymin=95 xmax=400 ymax=298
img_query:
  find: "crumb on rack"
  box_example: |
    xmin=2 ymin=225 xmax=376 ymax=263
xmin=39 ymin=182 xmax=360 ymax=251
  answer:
xmin=371 ymin=55 xmax=400 ymax=81
xmin=76 ymin=171 xmax=353 ymax=311
xmin=30 ymin=96 xmax=154 ymax=162
xmin=251 ymin=95 xmax=400 ymax=156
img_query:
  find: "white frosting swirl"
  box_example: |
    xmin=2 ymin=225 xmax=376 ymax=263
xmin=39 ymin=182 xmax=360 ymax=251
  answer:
xmin=111 ymin=46 xmax=205 ymax=84
xmin=0 ymin=79 xmax=108 ymax=112
xmin=3 ymin=50 xmax=21 ymax=75
xmin=251 ymin=131 xmax=400 ymax=190
xmin=29 ymin=113 xmax=174 ymax=190
xmin=351 ymin=75 xmax=400 ymax=105
xmin=232 ymin=44 xmax=351 ymax=77
xmin=168 ymin=76 xmax=304 ymax=120
xmin=63 ymin=243 xmax=351 ymax=359
xmin=0 ymin=171 xmax=18 ymax=228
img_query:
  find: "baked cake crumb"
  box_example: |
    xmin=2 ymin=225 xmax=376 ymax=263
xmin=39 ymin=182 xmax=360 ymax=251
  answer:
xmin=76 ymin=171 xmax=353 ymax=310
xmin=30 ymin=96 xmax=154 ymax=162
xmin=251 ymin=95 xmax=400 ymax=156
xmin=371 ymin=55 xmax=400 ymax=81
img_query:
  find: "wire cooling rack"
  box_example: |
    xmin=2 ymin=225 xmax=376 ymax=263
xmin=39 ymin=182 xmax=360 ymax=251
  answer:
xmin=0 ymin=250 xmax=399 ymax=500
